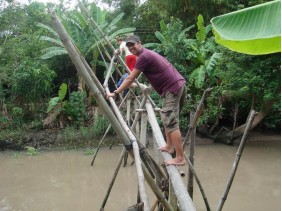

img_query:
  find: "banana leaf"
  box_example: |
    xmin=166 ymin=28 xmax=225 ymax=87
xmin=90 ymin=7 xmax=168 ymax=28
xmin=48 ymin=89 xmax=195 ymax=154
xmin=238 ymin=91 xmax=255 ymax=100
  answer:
xmin=211 ymin=0 xmax=281 ymax=55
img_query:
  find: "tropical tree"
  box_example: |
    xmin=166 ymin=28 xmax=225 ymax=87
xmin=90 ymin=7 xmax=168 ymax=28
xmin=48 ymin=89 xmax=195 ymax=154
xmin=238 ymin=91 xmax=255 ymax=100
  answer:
xmin=0 ymin=1 xmax=56 ymax=128
xmin=38 ymin=3 xmax=136 ymax=73
xmin=211 ymin=0 xmax=281 ymax=139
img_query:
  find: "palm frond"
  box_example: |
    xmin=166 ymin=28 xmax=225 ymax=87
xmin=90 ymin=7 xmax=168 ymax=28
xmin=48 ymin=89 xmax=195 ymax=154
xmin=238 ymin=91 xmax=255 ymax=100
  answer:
xmin=205 ymin=52 xmax=221 ymax=75
xmin=178 ymin=25 xmax=195 ymax=39
xmin=40 ymin=48 xmax=68 ymax=59
xmin=109 ymin=28 xmax=136 ymax=40
xmin=41 ymin=46 xmax=66 ymax=54
xmin=39 ymin=36 xmax=64 ymax=47
xmin=143 ymin=43 xmax=160 ymax=49
xmin=85 ymin=38 xmax=105 ymax=55
xmin=189 ymin=65 xmax=206 ymax=89
xmin=36 ymin=22 xmax=59 ymax=38
xmin=70 ymin=12 xmax=88 ymax=30
xmin=155 ymin=31 xmax=165 ymax=43
xmin=106 ymin=12 xmax=124 ymax=33
xmin=160 ymin=20 xmax=168 ymax=32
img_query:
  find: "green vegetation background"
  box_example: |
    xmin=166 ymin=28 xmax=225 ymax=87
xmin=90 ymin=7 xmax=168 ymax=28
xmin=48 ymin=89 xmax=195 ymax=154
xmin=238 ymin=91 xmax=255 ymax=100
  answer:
xmin=0 ymin=0 xmax=280 ymax=149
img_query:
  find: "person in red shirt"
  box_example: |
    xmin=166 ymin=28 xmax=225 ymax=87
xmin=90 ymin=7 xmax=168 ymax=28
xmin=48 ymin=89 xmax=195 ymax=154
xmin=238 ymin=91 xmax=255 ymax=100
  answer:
xmin=117 ymin=37 xmax=137 ymax=72
xmin=108 ymin=35 xmax=187 ymax=166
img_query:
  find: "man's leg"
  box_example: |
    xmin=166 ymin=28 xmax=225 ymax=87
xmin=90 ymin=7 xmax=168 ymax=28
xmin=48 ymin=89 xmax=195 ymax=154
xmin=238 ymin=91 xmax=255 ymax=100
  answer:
xmin=166 ymin=129 xmax=185 ymax=165
xmin=159 ymin=85 xmax=186 ymax=165
xmin=159 ymin=130 xmax=174 ymax=153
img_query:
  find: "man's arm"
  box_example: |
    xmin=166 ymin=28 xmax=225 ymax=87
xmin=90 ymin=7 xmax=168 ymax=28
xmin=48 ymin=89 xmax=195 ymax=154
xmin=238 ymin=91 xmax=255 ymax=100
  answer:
xmin=107 ymin=68 xmax=141 ymax=98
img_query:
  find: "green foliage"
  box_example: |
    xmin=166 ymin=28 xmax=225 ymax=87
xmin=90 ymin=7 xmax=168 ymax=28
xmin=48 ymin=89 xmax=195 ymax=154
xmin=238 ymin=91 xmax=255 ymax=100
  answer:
xmin=84 ymin=148 xmax=95 ymax=155
xmin=91 ymin=114 xmax=110 ymax=136
xmin=38 ymin=2 xmax=135 ymax=76
xmin=196 ymin=15 xmax=205 ymax=43
xmin=25 ymin=146 xmax=38 ymax=156
xmin=65 ymin=91 xmax=88 ymax=125
xmin=11 ymin=107 xmax=24 ymax=128
xmin=217 ymin=50 xmax=280 ymax=103
xmin=11 ymin=59 xmax=56 ymax=104
xmin=12 ymin=152 xmax=20 ymax=159
xmin=47 ymin=83 xmax=67 ymax=113
xmin=58 ymin=114 xmax=110 ymax=145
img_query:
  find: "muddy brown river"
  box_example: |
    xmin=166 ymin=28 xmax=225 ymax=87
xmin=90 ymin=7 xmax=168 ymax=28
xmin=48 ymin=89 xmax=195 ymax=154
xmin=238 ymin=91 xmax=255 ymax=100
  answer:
xmin=0 ymin=140 xmax=280 ymax=211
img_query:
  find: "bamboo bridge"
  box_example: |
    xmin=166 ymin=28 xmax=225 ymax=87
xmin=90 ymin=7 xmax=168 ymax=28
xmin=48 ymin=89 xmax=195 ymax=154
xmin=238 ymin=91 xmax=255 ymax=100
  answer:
xmin=49 ymin=3 xmax=257 ymax=210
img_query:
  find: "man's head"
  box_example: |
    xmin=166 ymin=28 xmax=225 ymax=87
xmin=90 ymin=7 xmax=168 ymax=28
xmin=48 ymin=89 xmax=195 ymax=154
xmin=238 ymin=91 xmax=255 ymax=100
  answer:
xmin=126 ymin=35 xmax=142 ymax=55
xmin=117 ymin=37 xmax=123 ymax=45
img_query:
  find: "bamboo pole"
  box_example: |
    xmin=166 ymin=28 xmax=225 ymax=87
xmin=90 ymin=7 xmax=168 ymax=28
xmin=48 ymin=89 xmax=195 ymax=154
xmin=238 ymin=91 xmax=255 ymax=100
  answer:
xmin=150 ymin=199 xmax=158 ymax=211
xmin=185 ymin=153 xmax=211 ymax=211
xmin=146 ymin=102 xmax=196 ymax=211
xmin=216 ymin=110 xmax=257 ymax=211
xmin=187 ymin=111 xmax=196 ymax=199
xmin=183 ymin=87 xmax=212 ymax=149
xmin=92 ymin=88 xmax=136 ymax=165
xmin=181 ymin=88 xmax=212 ymax=211
xmin=139 ymin=160 xmax=173 ymax=211
xmin=100 ymin=148 xmax=126 ymax=210
xmin=105 ymin=88 xmax=150 ymax=211
xmin=91 ymin=124 xmax=111 ymax=166
xmin=140 ymin=111 xmax=148 ymax=146
xmin=169 ymin=179 xmax=178 ymax=210
xmin=103 ymin=55 xmax=116 ymax=87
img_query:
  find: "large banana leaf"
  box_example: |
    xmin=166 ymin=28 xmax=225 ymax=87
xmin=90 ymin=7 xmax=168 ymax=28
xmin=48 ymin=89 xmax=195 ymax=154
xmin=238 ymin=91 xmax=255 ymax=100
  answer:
xmin=211 ymin=0 xmax=281 ymax=55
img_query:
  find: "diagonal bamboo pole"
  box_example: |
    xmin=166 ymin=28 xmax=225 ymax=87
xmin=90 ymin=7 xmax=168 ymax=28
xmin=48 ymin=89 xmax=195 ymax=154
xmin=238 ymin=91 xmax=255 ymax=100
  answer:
xmin=100 ymin=148 xmax=126 ymax=210
xmin=183 ymin=87 xmax=213 ymax=149
xmin=187 ymin=111 xmax=196 ymax=199
xmin=146 ymin=102 xmax=196 ymax=211
xmin=183 ymin=88 xmax=212 ymax=211
xmin=216 ymin=110 xmax=257 ymax=211
xmin=90 ymin=125 xmax=111 ymax=166
xmin=91 ymin=89 xmax=137 ymax=166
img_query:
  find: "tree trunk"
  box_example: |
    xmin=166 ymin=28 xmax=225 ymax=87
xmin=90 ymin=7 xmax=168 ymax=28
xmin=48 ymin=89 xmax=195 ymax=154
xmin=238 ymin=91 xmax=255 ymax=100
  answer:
xmin=227 ymin=100 xmax=275 ymax=139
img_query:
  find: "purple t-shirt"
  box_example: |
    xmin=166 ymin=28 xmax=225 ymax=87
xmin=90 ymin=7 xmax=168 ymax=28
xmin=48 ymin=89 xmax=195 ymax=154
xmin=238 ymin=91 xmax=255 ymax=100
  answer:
xmin=135 ymin=48 xmax=186 ymax=96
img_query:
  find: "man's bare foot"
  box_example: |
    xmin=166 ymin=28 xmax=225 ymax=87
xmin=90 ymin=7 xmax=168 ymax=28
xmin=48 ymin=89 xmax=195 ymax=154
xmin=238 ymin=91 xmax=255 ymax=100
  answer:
xmin=158 ymin=146 xmax=174 ymax=154
xmin=165 ymin=158 xmax=186 ymax=166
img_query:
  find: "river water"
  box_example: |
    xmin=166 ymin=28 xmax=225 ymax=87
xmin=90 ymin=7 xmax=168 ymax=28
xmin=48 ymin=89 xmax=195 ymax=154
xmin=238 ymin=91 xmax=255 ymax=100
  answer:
xmin=0 ymin=140 xmax=280 ymax=211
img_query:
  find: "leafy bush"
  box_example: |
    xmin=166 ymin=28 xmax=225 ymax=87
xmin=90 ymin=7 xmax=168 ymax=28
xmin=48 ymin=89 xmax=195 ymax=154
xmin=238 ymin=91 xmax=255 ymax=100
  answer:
xmin=65 ymin=91 xmax=88 ymax=125
xmin=11 ymin=59 xmax=56 ymax=104
xmin=25 ymin=146 xmax=38 ymax=156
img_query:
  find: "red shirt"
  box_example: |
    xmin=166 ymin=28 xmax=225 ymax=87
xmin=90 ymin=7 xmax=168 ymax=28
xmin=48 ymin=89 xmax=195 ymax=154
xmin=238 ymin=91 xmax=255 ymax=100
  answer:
xmin=135 ymin=48 xmax=186 ymax=96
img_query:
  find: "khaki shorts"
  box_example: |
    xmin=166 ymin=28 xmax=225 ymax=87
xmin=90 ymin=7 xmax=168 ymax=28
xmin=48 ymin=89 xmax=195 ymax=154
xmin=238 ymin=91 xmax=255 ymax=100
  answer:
xmin=160 ymin=85 xmax=187 ymax=133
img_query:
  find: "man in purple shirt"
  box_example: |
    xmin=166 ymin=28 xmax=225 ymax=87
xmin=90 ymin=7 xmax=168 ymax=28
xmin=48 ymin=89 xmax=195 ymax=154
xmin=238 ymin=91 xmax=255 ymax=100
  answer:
xmin=107 ymin=35 xmax=187 ymax=166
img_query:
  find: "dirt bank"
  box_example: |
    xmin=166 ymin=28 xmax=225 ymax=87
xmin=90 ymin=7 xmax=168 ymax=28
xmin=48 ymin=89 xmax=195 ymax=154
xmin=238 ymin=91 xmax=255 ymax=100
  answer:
xmin=0 ymin=129 xmax=280 ymax=151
